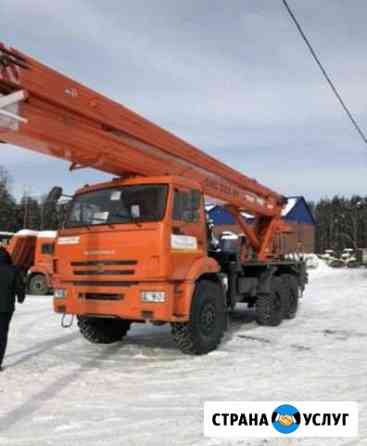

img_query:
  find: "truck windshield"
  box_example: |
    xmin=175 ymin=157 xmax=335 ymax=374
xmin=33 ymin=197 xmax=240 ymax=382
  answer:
xmin=65 ymin=184 xmax=168 ymax=228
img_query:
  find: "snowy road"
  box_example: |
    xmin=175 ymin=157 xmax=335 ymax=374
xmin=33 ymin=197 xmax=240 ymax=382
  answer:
xmin=0 ymin=264 xmax=366 ymax=446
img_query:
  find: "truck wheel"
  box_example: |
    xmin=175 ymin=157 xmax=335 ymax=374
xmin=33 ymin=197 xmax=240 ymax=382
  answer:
xmin=77 ymin=316 xmax=131 ymax=344
xmin=282 ymin=274 xmax=299 ymax=319
xmin=28 ymin=274 xmax=49 ymax=295
xmin=171 ymin=280 xmax=226 ymax=355
xmin=256 ymin=276 xmax=285 ymax=326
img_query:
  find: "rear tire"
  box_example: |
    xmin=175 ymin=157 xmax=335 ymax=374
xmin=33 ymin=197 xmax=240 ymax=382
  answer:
xmin=171 ymin=280 xmax=226 ymax=355
xmin=28 ymin=274 xmax=49 ymax=295
xmin=282 ymin=274 xmax=299 ymax=319
xmin=256 ymin=276 xmax=285 ymax=326
xmin=77 ymin=316 xmax=131 ymax=344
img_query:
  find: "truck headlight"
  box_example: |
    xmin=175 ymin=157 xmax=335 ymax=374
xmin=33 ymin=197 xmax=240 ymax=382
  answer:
xmin=140 ymin=291 xmax=166 ymax=303
xmin=54 ymin=289 xmax=66 ymax=299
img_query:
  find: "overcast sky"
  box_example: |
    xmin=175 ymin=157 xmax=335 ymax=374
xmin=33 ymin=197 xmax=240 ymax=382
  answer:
xmin=1 ymin=0 xmax=367 ymax=201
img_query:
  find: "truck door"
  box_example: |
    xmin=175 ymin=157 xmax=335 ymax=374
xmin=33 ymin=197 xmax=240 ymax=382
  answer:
xmin=170 ymin=187 xmax=206 ymax=280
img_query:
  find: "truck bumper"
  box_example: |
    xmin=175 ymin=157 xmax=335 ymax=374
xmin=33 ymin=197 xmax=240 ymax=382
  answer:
xmin=53 ymin=281 xmax=191 ymax=322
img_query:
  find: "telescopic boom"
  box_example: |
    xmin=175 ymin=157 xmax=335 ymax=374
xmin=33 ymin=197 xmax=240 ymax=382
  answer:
xmin=0 ymin=43 xmax=286 ymax=258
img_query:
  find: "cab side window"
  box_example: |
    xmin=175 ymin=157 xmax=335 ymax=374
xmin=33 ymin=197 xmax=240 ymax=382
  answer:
xmin=41 ymin=243 xmax=54 ymax=255
xmin=172 ymin=189 xmax=201 ymax=222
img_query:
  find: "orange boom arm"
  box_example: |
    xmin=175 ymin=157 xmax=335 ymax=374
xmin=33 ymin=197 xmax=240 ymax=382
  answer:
xmin=0 ymin=43 xmax=285 ymax=259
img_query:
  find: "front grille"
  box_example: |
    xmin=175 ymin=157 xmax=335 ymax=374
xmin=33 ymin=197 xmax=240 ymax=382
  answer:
xmin=74 ymin=270 xmax=135 ymax=276
xmin=83 ymin=293 xmax=124 ymax=301
xmin=65 ymin=281 xmax=138 ymax=287
xmin=71 ymin=260 xmax=137 ymax=267
xmin=71 ymin=259 xmax=138 ymax=277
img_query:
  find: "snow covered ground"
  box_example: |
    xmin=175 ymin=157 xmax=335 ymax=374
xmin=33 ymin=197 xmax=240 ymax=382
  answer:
xmin=0 ymin=263 xmax=366 ymax=446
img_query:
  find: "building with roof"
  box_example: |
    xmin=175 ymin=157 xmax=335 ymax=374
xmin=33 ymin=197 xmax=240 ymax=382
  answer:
xmin=206 ymin=196 xmax=315 ymax=253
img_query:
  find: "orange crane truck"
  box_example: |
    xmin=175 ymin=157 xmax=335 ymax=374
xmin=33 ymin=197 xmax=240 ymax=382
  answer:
xmin=0 ymin=43 xmax=307 ymax=354
xmin=7 ymin=230 xmax=56 ymax=295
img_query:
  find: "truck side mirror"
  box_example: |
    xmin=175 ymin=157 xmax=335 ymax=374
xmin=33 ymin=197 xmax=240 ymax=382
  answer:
xmin=46 ymin=186 xmax=63 ymax=203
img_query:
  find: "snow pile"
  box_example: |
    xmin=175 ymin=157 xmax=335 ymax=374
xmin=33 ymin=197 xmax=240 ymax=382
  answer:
xmin=281 ymin=197 xmax=298 ymax=216
xmin=37 ymin=231 xmax=57 ymax=239
xmin=14 ymin=229 xmax=39 ymax=237
xmin=13 ymin=229 xmax=57 ymax=239
xmin=304 ymin=253 xmax=319 ymax=269
xmin=307 ymin=258 xmax=334 ymax=279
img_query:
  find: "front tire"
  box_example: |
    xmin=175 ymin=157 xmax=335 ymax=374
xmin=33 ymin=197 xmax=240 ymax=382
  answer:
xmin=77 ymin=316 xmax=131 ymax=344
xmin=28 ymin=274 xmax=49 ymax=295
xmin=256 ymin=276 xmax=285 ymax=326
xmin=171 ymin=280 xmax=226 ymax=355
